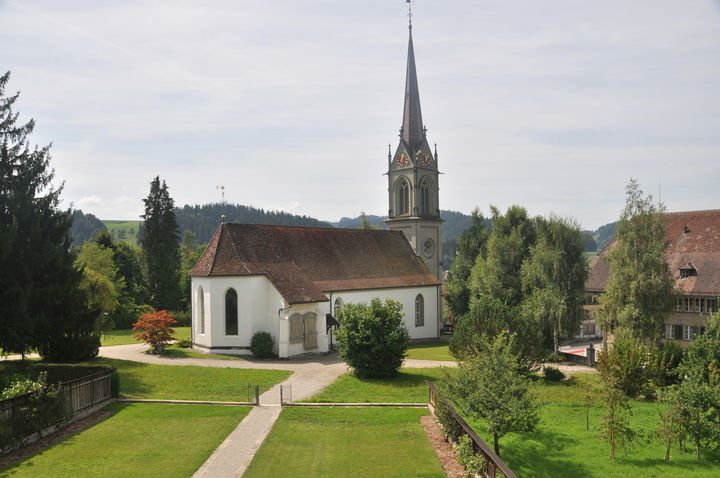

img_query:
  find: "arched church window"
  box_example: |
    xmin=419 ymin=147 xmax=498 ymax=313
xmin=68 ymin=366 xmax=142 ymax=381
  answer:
xmin=334 ymin=297 xmax=343 ymax=317
xmin=415 ymin=294 xmax=424 ymax=327
xmin=397 ymin=179 xmax=409 ymax=215
xmin=421 ymin=181 xmax=431 ymax=215
xmin=198 ymin=287 xmax=205 ymax=335
xmin=225 ymin=288 xmax=238 ymax=335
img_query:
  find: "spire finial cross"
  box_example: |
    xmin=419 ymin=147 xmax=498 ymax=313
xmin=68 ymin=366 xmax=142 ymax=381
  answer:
xmin=407 ymin=0 xmax=412 ymax=31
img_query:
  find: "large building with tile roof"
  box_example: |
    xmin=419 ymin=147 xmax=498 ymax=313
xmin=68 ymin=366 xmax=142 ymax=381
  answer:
xmin=188 ymin=24 xmax=444 ymax=358
xmin=190 ymin=224 xmax=441 ymax=357
xmin=583 ymin=209 xmax=720 ymax=345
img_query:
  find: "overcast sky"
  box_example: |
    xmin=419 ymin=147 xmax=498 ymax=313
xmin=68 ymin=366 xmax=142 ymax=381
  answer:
xmin=1 ymin=0 xmax=718 ymax=230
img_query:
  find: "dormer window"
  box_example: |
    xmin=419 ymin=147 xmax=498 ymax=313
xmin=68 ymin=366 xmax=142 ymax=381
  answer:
xmin=679 ymin=262 xmax=697 ymax=279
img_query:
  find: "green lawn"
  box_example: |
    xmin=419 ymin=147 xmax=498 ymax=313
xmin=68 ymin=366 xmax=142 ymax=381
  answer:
xmin=161 ymin=343 xmax=246 ymax=360
xmin=101 ymin=327 xmax=191 ymax=346
xmin=406 ymin=342 xmax=453 ymax=361
xmin=94 ymin=357 xmax=290 ymax=401
xmin=1 ymin=402 xmax=250 ymax=477
xmin=103 ymin=220 xmax=141 ymax=246
xmin=462 ymin=374 xmax=720 ymax=477
xmin=305 ymin=367 xmax=453 ymax=403
xmin=245 ymin=407 xmax=445 ymax=478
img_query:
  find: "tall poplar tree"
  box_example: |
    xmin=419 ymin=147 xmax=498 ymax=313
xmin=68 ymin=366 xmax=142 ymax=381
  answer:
xmin=141 ymin=176 xmax=180 ymax=310
xmin=0 ymin=71 xmax=100 ymax=359
xmin=597 ymin=180 xmax=675 ymax=341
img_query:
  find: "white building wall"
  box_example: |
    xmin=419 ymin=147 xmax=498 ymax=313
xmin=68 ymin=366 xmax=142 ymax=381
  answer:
xmin=192 ymin=277 xmax=440 ymax=358
xmin=190 ymin=276 xmax=285 ymax=355
xmin=329 ymin=286 xmax=440 ymax=341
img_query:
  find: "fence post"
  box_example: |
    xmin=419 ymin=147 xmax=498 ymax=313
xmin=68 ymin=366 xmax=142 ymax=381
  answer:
xmin=255 ymin=385 xmax=260 ymax=406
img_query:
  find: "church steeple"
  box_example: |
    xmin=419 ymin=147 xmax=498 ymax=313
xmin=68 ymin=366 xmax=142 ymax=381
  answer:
xmin=385 ymin=12 xmax=443 ymax=281
xmin=401 ymin=28 xmax=424 ymax=150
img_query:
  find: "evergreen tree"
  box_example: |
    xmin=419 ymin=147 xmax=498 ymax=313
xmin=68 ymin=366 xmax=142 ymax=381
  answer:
xmin=597 ymin=180 xmax=675 ymax=341
xmin=141 ymin=176 xmax=181 ymax=310
xmin=0 ymin=71 xmax=99 ymax=359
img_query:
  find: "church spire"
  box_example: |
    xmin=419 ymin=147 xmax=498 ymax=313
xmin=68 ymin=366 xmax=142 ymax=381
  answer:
xmin=401 ymin=27 xmax=424 ymax=150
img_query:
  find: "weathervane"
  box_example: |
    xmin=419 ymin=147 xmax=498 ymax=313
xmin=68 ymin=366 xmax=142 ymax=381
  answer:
xmin=407 ymin=0 xmax=412 ymax=30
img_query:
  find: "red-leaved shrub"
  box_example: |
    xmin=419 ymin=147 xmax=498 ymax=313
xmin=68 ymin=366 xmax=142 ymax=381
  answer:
xmin=133 ymin=310 xmax=177 ymax=353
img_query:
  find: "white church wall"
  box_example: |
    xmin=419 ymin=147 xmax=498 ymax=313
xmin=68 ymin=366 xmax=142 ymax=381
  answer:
xmin=191 ymin=276 xmax=284 ymax=355
xmin=330 ymin=286 xmax=439 ymax=341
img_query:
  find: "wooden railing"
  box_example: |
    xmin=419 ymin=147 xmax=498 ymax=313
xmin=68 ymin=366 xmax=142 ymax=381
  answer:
xmin=427 ymin=381 xmax=517 ymax=478
xmin=61 ymin=369 xmax=114 ymax=414
xmin=1 ymin=368 xmax=114 ymax=446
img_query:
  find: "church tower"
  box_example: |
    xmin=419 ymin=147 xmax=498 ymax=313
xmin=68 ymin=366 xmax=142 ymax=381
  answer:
xmin=385 ymin=19 xmax=442 ymax=280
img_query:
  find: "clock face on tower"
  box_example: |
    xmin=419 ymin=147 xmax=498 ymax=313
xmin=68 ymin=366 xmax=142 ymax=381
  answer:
xmin=397 ymin=152 xmax=409 ymax=167
xmin=422 ymin=238 xmax=435 ymax=258
xmin=416 ymin=150 xmax=432 ymax=166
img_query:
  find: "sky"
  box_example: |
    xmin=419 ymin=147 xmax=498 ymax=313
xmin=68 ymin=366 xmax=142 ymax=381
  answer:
xmin=1 ymin=0 xmax=719 ymax=230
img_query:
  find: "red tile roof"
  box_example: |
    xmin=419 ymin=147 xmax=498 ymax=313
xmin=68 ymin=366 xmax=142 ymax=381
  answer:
xmin=190 ymin=223 xmax=440 ymax=304
xmin=587 ymin=209 xmax=720 ymax=295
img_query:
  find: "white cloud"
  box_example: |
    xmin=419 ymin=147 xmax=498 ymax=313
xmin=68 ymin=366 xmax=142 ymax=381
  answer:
xmin=1 ymin=0 xmax=718 ymax=230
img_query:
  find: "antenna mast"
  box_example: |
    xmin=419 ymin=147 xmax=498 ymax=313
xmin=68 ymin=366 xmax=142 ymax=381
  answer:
xmin=407 ymin=0 xmax=412 ymax=30
xmin=216 ymin=185 xmax=226 ymax=204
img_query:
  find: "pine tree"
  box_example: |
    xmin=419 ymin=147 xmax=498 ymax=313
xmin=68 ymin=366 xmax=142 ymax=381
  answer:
xmin=0 ymin=71 xmax=100 ymax=359
xmin=141 ymin=176 xmax=180 ymax=310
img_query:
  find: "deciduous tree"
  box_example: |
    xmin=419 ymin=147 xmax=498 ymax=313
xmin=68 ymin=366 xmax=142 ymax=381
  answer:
xmin=133 ymin=310 xmax=177 ymax=353
xmin=597 ymin=180 xmax=675 ymax=341
xmin=520 ymin=215 xmax=588 ymax=351
xmin=446 ymin=333 xmax=540 ymax=456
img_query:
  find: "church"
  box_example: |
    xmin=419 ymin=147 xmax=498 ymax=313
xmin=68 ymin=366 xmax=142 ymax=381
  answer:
xmin=190 ymin=22 xmax=444 ymax=358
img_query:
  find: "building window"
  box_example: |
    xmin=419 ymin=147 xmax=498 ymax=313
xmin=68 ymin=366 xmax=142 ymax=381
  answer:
xmin=683 ymin=325 xmax=705 ymax=341
xmin=582 ymin=321 xmax=596 ymax=336
xmin=397 ymin=179 xmax=409 ymax=215
xmin=695 ymin=298 xmax=705 ymax=313
xmin=665 ymin=324 xmax=679 ymax=339
xmin=415 ymin=294 xmax=424 ymax=327
xmin=225 ymin=288 xmax=238 ymax=336
xmin=684 ymin=297 xmax=692 ymax=312
xmin=710 ymin=298 xmax=719 ymax=313
xmin=675 ymin=297 xmax=683 ymax=312
xmin=334 ymin=298 xmax=343 ymax=317
xmin=198 ymin=287 xmax=205 ymax=335
xmin=679 ymin=268 xmax=696 ymax=279
xmin=421 ymin=181 xmax=430 ymax=215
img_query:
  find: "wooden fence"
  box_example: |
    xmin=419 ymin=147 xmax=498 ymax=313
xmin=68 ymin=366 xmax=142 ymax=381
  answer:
xmin=1 ymin=368 xmax=114 ymax=441
xmin=427 ymin=381 xmax=517 ymax=478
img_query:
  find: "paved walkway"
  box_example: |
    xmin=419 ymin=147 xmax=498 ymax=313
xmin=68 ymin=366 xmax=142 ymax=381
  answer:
xmin=97 ymin=344 xmax=455 ymax=477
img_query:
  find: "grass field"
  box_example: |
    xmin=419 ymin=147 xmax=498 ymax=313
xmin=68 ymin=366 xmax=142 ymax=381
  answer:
xmin=94 ymin=357 xmax=290 ymax=401
xmin=101 ymin=327 xmax=191 ymax=346
xmin=406 ymin=342 xmax=453 ymax=361
xmin=463 ymin=374 xmax=720 ymax=477
xmin=102 ymin=220 xmax=141 ymax=246
xmin=1 ymin=402 xmax=250 ymax=477
xmin=244 ymin=407 xmax=445 ymax=478
xmin=305 ymin=367 xmax=453 ymax=403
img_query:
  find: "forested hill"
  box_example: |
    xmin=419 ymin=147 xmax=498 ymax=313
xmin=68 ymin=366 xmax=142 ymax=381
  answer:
xmin=175 ymin=203 xmax=333 ymax=244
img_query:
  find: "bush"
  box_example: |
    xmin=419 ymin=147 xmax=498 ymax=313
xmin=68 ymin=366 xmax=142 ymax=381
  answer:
xmin=176 ymin=338 xmax=192 ymax=348
xmin=172 ymin=310 xmax=192 ymax=327
xmin=543 ymin=366 xmax=565 ymax=382
xmin=250 ymin=331 xmax=274 ymax=359
xmin=335 ymin=298 xmax=410 ymax=378
xmin=133 ymin=310 xmax=177 ymax=353
xmin=597 ymin=327 xmax=652 ymax=398
xmin=39 ymin=334 xmax=100 ymax=362
xmin=0 ymin=372 xmax=71 ymax=447
xmin=434 ymin=395 xmax=463 ymax=443
xmin=649 ymin=341 xmax=684 ymax=388
xmin=455 ymin=434 xmax=488 ymax=477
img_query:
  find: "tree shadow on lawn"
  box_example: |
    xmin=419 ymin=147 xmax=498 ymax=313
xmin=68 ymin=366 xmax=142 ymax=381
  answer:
xmin=619 ymin=449 xmax=720 ymax=473
xmin=497 ymin=427 xmax=593 ymax=478
xmin=358 ymin=370 xmax=448 ymax=389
